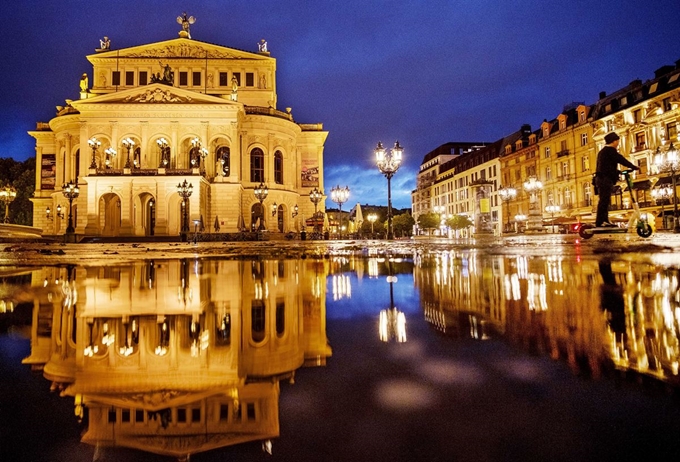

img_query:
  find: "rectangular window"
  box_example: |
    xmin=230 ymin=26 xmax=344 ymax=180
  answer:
xmin=122 ymin=409 xmax=131 ymax=423
xmin=219 ymin=72 xmax=229 ymax=86
xmin=193 ymin=72 xmax=201 ymax=86
xmin=177 ymin=408 xmax=187 ymax=423
xmin=581 ymin=133 xmax=588 ymax=146
xmin=635 ymin=132 xmax=646 ymax=150
xmin=233 ymin=72 xmax=241 ymax=86
xmin=179 ymin=72 xmax=188 ymax=86
xmin=663 ymin=97 xmax=672 ymax=112
xmin=219 ymin=404 xmax=229 ymax=421
xmin=246 ymin=403 xmax=256 ymax=421
xmin=139 ymin=71 xmax=148 ymax=85
xmin=135 ymin=409 xmax=145 ymax=423
xmin=544 ymin=147 xmax=551 ymax=158
xmin=582 ymin=155 xmax=590 ymax=172
xmin=546 ymin=166 xmax=552 ymax=180
xmin=125 ymin=71 xmax=134 ymax=86
xmin=108 ymin=409 xmax=117 ymax=423
xmin=112 ymin=71 xmax=121 ymax=86
xmin=191 ymin=408 xmax=201 ymax=423
xmin=246 ymin=72 xmax=254 ymax=86
xmin=633 ymin=109 xmax=641 ymax=123
xmin=667 ymin=122 xmax=678 ymax=142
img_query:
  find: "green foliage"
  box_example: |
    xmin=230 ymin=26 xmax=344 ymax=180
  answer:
xmin=417 ymin=212 xmax=440 ymax=232
xmin=392 ymin=212 xmax=415 ymax=237
xmin=0 ymin=157 xmax=35 ymax=225
xmin=446 ymin=214 xmax=473 ymax=230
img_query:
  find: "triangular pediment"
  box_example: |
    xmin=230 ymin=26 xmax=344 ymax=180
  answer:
xmin=71 ymin=84 xmax=239 ymax=107
xmin=88 ymin=38 xmax=271 ymax=62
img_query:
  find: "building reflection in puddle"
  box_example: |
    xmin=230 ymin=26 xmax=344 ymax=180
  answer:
xmin=17 ymin=258 xmax=332 ymax=459
xmin=415 ymin=251 xmax=680 ymax=384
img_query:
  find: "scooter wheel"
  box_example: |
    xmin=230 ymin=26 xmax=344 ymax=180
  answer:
xmin=578 ymin=224 xmax=594 ymax=239
xmin=636 ymin=223 xmax=653 ymax=238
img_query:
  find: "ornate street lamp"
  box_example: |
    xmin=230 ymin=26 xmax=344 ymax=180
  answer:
xmin=176 ymin=180 xmax=193 ymax=241
xmin=545 ymin=204 xmax=561 ymax=233
xmin=157 ymin=137 xmax=169 ymax=167
xmin=498 ymin=185 xmax=517 ymax=233
xmin=514 ymin=213 xmax=527 ymax=233
xmin=0 ymin=184 xmax=17 ymax=223
xmin=292 ymin=204 xmax=299 ymax=218
xmin=654 ymin=143 xmax=680 ymax=233
xmin=309 ymin=187 xmax=323 ymax=232
xmin=62 ymin=179 xmax=80 ymax=235
xmin=651 ymin=185 xmax=673 ymax=230
xmin=330 ymin=185 xmax=350 ymax=239
xmin=88 ymin=137 xmax=101 ymax=169
xmin=190 ymin=137 xmax=209 ymax=170
xmin=367 ymin=213 xmax=378 ymax=237
xmin=271 ymin=202 xmax=278 ymax=217
xmin=375 ymin=141 xmax=403 ymax=240
xmin=523 ymin=176 xmax=543 ymax=233
xmin=46 ymin=204 xmax=64 ymax=221
xmin=104 ymin=147 xmax=117 ymax=169
xmin=254 ymin=182 xmax=268 ymax=231
xmin=122 ymin=137 xmax=135 ymax=168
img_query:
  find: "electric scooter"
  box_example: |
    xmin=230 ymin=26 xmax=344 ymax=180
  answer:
xmin=578 ymin=169 xmax=654 ymax=239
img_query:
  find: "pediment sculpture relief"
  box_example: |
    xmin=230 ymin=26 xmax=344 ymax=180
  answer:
xmin=125 ymin=88 xmax=193 ymax=103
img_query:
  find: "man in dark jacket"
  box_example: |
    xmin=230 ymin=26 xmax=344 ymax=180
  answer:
xmin=595 ymin=132 xmax=639 ymax=227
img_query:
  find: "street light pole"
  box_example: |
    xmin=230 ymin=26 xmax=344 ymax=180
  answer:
xmin=367 ymin=213 xmax=377 ymax=238
xmin=157 ymin=138 xmax=169 ymax=167
xmin=62 ymin=179 xmax=80 ymax=237
xmin=375 ymin=141 xmax=403 ymax=240
xmin=652 ymin=186 xmax=672 ymax=230
xmin=122 ymin=137 xmax=135 ymax=169
xmin=88 ymin=137 xmax=101 ymax=169
xmin=654 ymin=143 xmax=680 ymax=233
xmin=176 ymin=180 xmax=193 ymax=241
xmin=545 ymin=204 xmax=560 ymax=234
xmin=253 ymin=182 xmax=269 ymax=231
xmin=0 ymin=184 xmax=17 ymax=223
xmin=330 ymin=185 xmax=350 ymax=239
xmin=523 ymin=176 xmax=544 ymax=233
xmin=498 ymin=185 xmax=517 ymax=234
xmin=309 ymin=187 xmax=323 ymax=233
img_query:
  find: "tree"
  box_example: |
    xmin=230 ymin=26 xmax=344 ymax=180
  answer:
xmin=417 ymin=212 xmax=440 ymax=235
xmin=392 ymin=212 xmax=415 ymax=237
xmin=446 ymin=214 xmax=473 ymax=233
xmin=0 ymin=157 xmax=35 ymax=225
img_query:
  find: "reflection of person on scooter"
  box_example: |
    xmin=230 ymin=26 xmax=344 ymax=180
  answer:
xmin=595 ymin=132 xmax=639 ymax=227
xmin=598 ymin=260 xmax=625 ymax=335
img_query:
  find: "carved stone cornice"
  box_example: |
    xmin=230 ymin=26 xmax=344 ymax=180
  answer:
xmin=125 ymin=88 xmax=193 ymax=103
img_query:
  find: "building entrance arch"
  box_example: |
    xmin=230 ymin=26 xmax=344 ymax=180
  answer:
xmin=134 ymin=192 xmax=156 ymax=236
xmin=99 ymin=193 xmax=121 ymax=236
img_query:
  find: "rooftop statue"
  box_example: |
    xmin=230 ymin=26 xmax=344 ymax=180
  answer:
xmin=177 ymin=12 xmax=195 ymax=39
xmin=150 ymin=62 xmax=174 ymax=86
xmin=99 ymin=36 xmax=110 ymax=50
xmin=258 ymin=39 xmax=268 ymax=53
xmin=79 ymin=73 xmax=89 ymax=93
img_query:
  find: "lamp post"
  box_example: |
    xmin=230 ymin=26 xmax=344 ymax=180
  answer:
xmin=176 ymin=180 xmax=193 ymax=241
xmin=514 ymin=213 xmax=527 ymax=233
xmin=523 ymin=176 xmax=543 ymax=233
xmin=62 ymin=179 xmax=80 ymax=236
xmin=0 ymin=184 xmax=17 ymax=223
xmin=375 ymin=141 xmax=403 ymax=240
xmin=651 ymin=185 xmax=672 ymax=230
xmin=378 ymin=257 xmax=406 ymax=343
xmin=309 ymin=187 xmax=322 ymax=233
xmin=367 ymin=213 xmax=377 ymax=238
xmin=330 ymin=185 xmax=350 ymax=239
xmin=190 ymin=137 xmax=209 ymax=171
xmin=433 ymin=205 xmax=445 ymax=236
xmin=122 ymin=137 xmax=135 ymax=168
xmin=654 ymin=143 xmax=680 ymax=233
xmin=88 ymin=137 xmax=101 ymax=169
xmin=157 ymin=137 xmax=169 ymax=167
xmin=254 ymin=182 xmax=269 ymax=231
xmin=545 ymin=204 xmax=560 ymax=233
xmin=46 ymin=204 xmax=64 ymax=221
xmin=498 ymin=185 xmax=517 ymax=233
xmin=104 ymin=147 xmax=117 ymax=169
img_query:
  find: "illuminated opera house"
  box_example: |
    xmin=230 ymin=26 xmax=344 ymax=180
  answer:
xmin=29 ymin=15 xmax=328 ymax=239
xmin=21 ymin=258 xmax=331 ymax=459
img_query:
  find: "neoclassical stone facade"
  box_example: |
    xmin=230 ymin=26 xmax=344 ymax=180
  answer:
xmin=30 ymin=30 xmax=327 ymax=239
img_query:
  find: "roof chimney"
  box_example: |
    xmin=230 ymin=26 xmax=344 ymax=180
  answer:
xmin=599 ymin=91 xmax=607 ymax=100
xmin=654 ymin=65 xmax=674 ymax=78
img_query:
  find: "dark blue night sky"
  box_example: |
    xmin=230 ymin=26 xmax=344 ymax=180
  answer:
xmin=1 ymin=0 xmax=679 ymax=208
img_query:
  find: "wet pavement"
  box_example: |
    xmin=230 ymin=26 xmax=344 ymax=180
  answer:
xmin=1 ymin=235 xmax=680 ymax=461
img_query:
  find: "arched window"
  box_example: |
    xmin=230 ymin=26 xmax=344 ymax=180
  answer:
xmin=217 ymin=146 xmax=230 ymax=176
xmin=250 ymin=148 xmax=264 ymax=182
xmin=274 ymin=150 xmax=283 ymax=184
xmin=75 ymin=149 xmax=80 ymax=179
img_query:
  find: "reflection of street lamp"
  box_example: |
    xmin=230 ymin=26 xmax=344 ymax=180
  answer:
xmin=545 ymin=204 xmax=560 ymax=233
xmin=654 ymin=143 xmax=680 ymax=233
xmin=498 ymin=185 xmax=517 ymax=233
xmin=367 ymin=213 xmax=377 ymax=237
xmin=176 ymin=180 xmax=193 ymax=241
xmin=652 ymin=185 xmax=673 ymax=230
xmin=379 ymin=258 xmax=406 ymax=343
xmin=157 ymin=137 xmax=169 ymax=167
xmin=523 ymin=176 xmax=543 ymax=232
xmin=88 ymin=137 xmax=101 ymax=169
xmin=254 ymin=182 xmax=269 ymax=231
xmin=330 ymin=185 xmax=350 ymax=239
xmin=149 ymin=199 xmax=155 ymax=236
xmin=62 ymin=179 xmax=79 ymax=235
xmin=122 ymin=137 xmax=135 ymax=168
xmin=375 ymin=141 xmax=403 ymax=240
xmin=0 ymin=184 xmax=17 ymax=223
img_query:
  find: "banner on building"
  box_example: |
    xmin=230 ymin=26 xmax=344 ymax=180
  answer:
xmin=301 ymin=158 xmax=319 ymax=187
xmin=41 ymin=154 xmax=56 ymax=190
